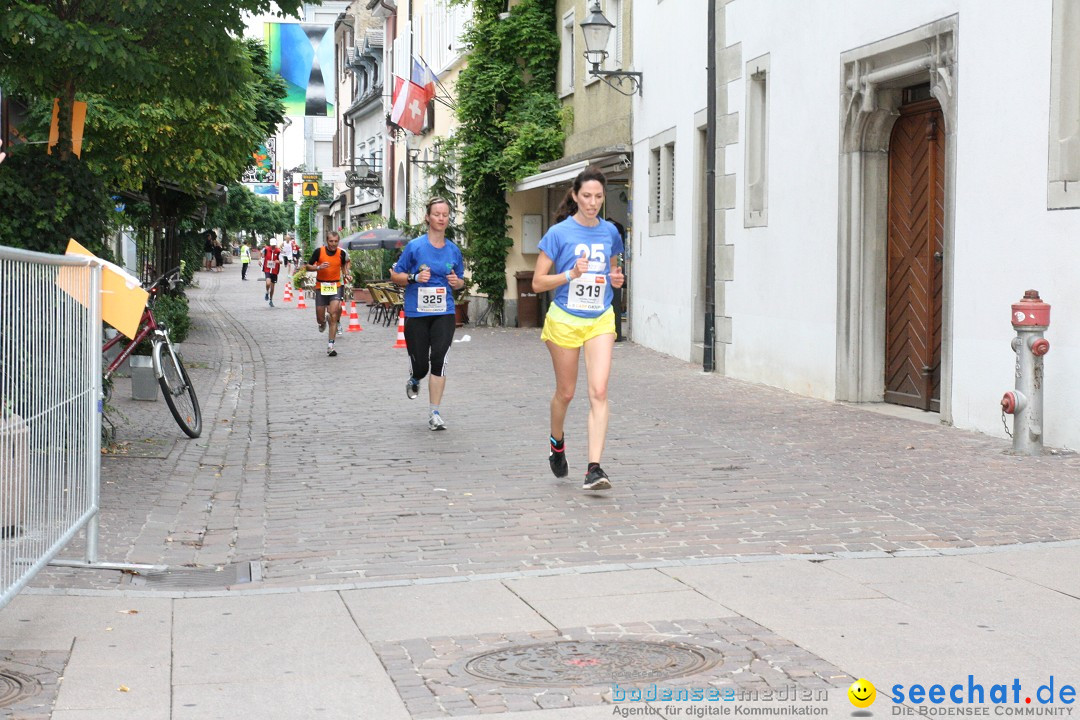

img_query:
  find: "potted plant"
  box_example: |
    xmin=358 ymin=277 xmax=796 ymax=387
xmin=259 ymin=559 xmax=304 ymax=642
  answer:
xmin=454 ymin=278 xmax=474 ymax=327
xmin=348 ymin=250 xmax=376 ymax=303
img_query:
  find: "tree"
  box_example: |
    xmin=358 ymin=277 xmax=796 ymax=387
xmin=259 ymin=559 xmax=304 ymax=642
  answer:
xmin=83 ymin=38 xmax=285 ymax=198
xmin=0 ymin=3 xmax=298 ymax=265
xmin=0 ymin=1 xmax=304 ymax=157
xmin=451 ymin=0 xmax=564 ymax=322
xmin=251 ymin=194 xmax=291 ymax=242
xmin=0 ymin=143 xmax=111 ymax=255
xmin=208 ymin=183 xmax=256 ymax=246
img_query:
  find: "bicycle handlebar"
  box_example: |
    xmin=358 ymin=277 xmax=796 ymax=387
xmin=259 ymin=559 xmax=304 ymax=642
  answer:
xmin=145 ymin=267 xmax=183 ymax=294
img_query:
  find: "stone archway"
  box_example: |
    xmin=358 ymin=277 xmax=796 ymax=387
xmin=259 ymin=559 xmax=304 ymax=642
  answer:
xmin=835 ymin=17 xmax=957 ymax=422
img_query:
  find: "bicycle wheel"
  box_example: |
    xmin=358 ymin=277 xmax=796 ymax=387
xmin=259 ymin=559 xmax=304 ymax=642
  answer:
xmin=157 ymin=345 xmax=202 ymax=438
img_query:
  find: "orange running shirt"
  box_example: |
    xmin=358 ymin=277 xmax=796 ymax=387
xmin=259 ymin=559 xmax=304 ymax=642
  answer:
xmin=312 ymin=247 xmax=346 ymax=284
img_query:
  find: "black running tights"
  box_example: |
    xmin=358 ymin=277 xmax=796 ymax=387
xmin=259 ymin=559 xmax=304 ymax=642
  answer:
xmin=404 ymin=313 xmax=455 ymax=379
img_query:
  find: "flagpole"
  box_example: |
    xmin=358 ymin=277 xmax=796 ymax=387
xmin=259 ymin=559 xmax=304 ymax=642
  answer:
xmin=416 ymin=55 xmax=458 ymax=110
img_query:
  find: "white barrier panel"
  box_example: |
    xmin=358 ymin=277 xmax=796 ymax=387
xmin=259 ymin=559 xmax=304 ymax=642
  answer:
xmin=0 ymin=246 xmax=101 ymax=611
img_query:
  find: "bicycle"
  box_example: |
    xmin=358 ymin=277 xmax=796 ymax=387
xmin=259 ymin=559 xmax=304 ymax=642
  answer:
xmin=102 ymin=267 xmax=203 ymax=438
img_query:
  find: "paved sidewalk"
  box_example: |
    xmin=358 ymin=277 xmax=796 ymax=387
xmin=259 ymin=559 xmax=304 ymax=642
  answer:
xmin=1 ymin=263 xmax=1078 ymax=719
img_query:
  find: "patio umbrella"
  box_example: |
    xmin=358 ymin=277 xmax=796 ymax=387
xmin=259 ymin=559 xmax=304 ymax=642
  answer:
xmin=342 ymin=227 xmax=411 ymax=251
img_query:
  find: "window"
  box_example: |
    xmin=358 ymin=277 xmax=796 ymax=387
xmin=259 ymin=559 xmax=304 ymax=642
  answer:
xmin=604 ymin=0 xmax=622 ymax=71
xmin=561 ymin=11 xmax=575 ymax=96
xmin=1048 ymin=0 xmax=1080 ymax=209
xmin=649 ymin=128 xmax=676 ymax=235
xmin=423 ymin=0 xmax=473 ymax=74
xmin=744 ymin=54 xmax=770 ymax=227
xmin=394 ymin=22 xmax=412 ymax=86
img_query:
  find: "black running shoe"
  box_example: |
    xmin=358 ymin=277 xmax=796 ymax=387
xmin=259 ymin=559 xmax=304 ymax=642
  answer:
xmin=406 ymin=376 xmax=419 ymax=399
xmin=582 ymin=466 xmax=612 ymax=490
xmin=327 ymin=344 xmax=337 ymax=357
xmin=548 ymin=439 xmax=568 ymax=478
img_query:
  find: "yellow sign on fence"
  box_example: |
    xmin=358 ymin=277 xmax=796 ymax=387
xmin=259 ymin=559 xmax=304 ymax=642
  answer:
xmin=58 ymin=240 xmax=149 ymax=340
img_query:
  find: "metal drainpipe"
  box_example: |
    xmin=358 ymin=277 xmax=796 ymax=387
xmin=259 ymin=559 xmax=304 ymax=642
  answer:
xmin=379 ymin=1 xmax=397 ymax=215
xmin=703 ymin=0 xmax=718 ymax=372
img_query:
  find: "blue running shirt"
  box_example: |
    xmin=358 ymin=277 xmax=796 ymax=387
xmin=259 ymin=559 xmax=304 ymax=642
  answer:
xmin=393 ymin=235 xmax=465 ymax=318
xmin=538 ymin=217 xmax=624 ymax=319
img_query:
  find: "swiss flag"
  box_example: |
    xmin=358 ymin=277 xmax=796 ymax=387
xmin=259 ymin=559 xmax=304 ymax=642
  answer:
xmin=391 ymin=76 xmax=428 ymax=135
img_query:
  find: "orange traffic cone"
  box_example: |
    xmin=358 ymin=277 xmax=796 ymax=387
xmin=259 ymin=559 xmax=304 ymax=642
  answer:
xmin=347 ymin=301 xmax=363 ymax=332
xmin=296 ymin=287 xmax=307 ymax=309
xmin=393 ymin=311 xmax=407 ymax=348
xmin=282 ymin=282 xmax=292 ymax=303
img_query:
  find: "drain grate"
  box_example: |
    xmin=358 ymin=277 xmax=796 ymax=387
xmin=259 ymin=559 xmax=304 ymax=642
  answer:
xmin=0 ymin=669 xmax=42 ymax=708
xmin=462 ymin=640 xmax=721 ymax=687
xmin=129 ymin=561 xmax=259 ymax=589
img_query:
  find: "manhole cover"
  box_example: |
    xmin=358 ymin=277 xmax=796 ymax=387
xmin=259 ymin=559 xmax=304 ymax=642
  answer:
xmin=463 ymin=640 xmax=720 ymax=687
xmin=0 ymin=669 xmax=42 ymax=708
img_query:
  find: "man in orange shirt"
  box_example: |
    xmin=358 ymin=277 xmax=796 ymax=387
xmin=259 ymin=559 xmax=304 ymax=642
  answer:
xmin=304 ymin=231 xmax=351 ymax=356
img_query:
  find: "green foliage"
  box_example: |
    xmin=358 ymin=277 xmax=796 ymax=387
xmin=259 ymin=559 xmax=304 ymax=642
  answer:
xmin=0 ymin=143 xmax=112 ymax=256
xmin=452 ymin=0 xmax=563 ymax=322
xmin=0 ymin=0 xmax=304 ymax=155
xmin=156 ymin=293 xmax=191 ymax=345
xmin=178 ymin=231 xmax=203 ymax=287
xmin=292 ymin=267 xmax=308 ymax=289
xmin=126 ymin=291 xmax=190 ymax=356
xmin=349 ymin=249 xmax=397 ymax=286
xmin=297 ymin=183 xmax=332 ymax=250
xmin=0 ymin=4 xmax=296 ymax=276
xmin=83 ymin=37 xmax=283 ymax=198
xmin=424 ymin=138 xmax=464 ymax=243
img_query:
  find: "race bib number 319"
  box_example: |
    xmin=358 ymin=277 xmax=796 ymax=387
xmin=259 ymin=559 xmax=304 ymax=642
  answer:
xmin=567 ymin=273 xmax=606 ymax=312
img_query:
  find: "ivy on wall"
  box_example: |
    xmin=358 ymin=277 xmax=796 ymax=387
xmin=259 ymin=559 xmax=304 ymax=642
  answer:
xmin=452 ymin=0 xmax=565 ymax=322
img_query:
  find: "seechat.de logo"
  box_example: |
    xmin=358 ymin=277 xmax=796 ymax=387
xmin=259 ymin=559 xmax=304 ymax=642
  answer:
xmin=849 ymin=678 xmax=877 ymax=709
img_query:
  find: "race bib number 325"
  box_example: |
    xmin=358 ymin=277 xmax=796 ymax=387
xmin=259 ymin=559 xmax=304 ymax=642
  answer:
xmin=418 ymin=287 xmax=447 ymax=313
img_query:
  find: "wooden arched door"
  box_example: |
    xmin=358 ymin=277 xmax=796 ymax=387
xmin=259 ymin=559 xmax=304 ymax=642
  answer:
xmin=885 ymin=98 xmax=944 ymax=411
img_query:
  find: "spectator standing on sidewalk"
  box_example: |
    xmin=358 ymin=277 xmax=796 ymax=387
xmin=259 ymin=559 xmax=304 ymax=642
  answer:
xmin=390 ymin=198 xmax=466 ymax=431
xmin=212 ymin=238 xmax=224 ymax=272
xmin=203 ymin=231 xmax=215 ymax=271
xmin=262 ymin=240 xmax=282 ymax=307
xmin=531 ymin=167 xmax=625 ymax=491
xmin=240 ymin=242 xmax=251 ymax=280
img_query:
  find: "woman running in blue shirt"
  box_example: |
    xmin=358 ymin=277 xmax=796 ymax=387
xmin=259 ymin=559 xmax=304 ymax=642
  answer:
xmin=532 ymin=168 xmax=625 ymax=490
xmin=391 ymin=198 xmax=466 ymax=431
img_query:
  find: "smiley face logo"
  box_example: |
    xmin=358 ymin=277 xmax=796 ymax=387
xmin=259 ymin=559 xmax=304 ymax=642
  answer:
xmin=848 ymin=678 xmax=876 ymax=708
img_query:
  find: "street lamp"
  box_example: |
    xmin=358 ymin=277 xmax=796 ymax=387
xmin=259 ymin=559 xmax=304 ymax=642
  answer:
xmin=580 ymin=1 xmax=643 ymax=96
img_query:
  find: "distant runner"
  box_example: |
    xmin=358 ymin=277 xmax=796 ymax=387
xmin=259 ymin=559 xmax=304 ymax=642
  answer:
xmin=304 ymin=231 xmax=350 ymax=357
xmin=262 ymin=240 xmax=282 ymax=307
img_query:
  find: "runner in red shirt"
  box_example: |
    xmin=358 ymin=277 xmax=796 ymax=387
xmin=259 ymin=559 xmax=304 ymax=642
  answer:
xmin=262 ymin=241 xmax=283 ymax=307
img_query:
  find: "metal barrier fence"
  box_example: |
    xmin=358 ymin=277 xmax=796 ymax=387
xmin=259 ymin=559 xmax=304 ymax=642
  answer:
xmin=0 ymin=247 xmax=102 ymax=611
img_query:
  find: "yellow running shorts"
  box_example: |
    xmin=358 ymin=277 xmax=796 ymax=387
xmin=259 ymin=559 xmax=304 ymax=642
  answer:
xmin=540 ymin=305 xmax=616 ymax=349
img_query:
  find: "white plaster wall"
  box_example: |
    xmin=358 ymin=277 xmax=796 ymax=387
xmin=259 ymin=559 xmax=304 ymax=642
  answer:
xmin=945 ymin=1 xmax=1080 ymax=448
xmin=717 ymin=0 xmax=1080 ymax=448
xmin=630 ymin=0 xmax=707 ymax=362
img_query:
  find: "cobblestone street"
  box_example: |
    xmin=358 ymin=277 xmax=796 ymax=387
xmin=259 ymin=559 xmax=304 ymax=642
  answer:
xmin=32 ymin=264 xmax=1080 ymax=592
xmin=5 ymin=264 xmax=1079 ymax=720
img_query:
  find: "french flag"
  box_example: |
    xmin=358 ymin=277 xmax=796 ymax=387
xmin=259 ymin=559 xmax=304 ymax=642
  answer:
xmin=411 ymin=57 xmax=438 ymax=104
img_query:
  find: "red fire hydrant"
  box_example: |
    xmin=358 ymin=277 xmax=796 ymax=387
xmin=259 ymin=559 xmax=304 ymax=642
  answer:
xmin=1000 ymin=290 xmax=1050 ymax=455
